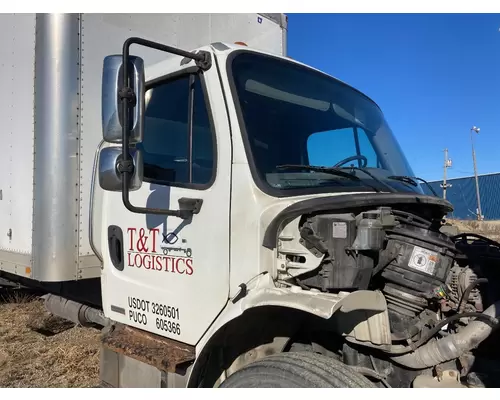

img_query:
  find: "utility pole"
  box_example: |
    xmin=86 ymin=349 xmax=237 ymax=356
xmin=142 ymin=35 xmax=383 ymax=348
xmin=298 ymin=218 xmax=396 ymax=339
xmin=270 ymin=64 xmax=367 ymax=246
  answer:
xmin=440 ymin=148 xmax=452 ymax=199
xmin=470 ymin=126 xmax=483 ymax=221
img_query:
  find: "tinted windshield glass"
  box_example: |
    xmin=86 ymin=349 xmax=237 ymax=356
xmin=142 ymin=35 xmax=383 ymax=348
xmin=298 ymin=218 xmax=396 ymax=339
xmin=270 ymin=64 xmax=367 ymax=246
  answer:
xmin=229 ymin=52 xmax=421 ymax=197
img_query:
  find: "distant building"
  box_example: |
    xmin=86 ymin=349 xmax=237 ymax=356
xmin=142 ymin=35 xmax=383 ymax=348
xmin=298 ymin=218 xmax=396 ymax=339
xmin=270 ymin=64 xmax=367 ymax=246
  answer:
xmin=423 ymin=173 xmax=500 ymax=220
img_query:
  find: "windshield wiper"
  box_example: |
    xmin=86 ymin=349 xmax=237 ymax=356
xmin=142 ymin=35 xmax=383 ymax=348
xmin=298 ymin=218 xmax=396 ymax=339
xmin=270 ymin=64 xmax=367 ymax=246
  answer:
xmin=348 ymin=167 xmax=397 ymax=193
xmin=388 ymin=175 xmax=438 ymax=197
xmin=276 ymin=164 xmax=359 ymax=179
xmin=276 ymin=164 xmax=381 ymax=192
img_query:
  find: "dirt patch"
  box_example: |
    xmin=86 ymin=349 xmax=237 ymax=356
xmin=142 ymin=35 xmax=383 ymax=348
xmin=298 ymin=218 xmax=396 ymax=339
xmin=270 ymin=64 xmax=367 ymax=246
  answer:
xmin=0 ymin=293 xmax=101 ymax=388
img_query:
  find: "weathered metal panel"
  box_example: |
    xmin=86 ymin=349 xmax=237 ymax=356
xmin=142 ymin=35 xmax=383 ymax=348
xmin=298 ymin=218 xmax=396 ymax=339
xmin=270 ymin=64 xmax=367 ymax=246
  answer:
xmin=101 ymin=324 xmax=195 ymax=373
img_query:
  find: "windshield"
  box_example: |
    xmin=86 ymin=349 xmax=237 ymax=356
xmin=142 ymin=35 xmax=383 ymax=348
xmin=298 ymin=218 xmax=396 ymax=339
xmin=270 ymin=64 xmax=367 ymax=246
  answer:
xmin=228 ymin=51 xmax=422 ymax=197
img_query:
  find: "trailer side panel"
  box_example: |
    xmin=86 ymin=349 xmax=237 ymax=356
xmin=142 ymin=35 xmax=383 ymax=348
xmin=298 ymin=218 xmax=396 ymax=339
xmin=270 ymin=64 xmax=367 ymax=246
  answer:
xmin=0 ymin=14 xmax=37 ymax=277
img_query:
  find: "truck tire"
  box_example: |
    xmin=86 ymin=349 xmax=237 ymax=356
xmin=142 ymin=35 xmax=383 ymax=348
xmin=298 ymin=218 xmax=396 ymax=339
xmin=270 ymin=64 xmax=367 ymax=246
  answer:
xmin=219 ymin=351 xmax=377 ymax=388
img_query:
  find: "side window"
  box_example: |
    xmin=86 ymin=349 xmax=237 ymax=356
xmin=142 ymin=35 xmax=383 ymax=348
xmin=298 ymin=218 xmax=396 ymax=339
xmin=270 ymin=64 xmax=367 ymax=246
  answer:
xmin=138 ymin=74 xmax=215 ymax=187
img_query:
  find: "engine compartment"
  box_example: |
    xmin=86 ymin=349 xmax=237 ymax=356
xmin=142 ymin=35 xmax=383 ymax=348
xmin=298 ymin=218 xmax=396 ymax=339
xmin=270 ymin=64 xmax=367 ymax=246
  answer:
xmin=276 ymin=202 xmax=500 ymax=388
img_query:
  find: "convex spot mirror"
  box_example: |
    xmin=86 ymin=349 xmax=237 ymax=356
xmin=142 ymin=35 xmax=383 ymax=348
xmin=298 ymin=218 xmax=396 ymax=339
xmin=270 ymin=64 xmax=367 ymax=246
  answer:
xmin=98 ymin=147 xmax=144 ymax=192
xmin=101 ymin=55 xmax=145 ymax=144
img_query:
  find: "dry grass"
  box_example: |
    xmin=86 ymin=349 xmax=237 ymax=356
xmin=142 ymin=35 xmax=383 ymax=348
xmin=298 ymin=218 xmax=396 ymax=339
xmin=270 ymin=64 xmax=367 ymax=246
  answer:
xmin=0 ymin=292 xmax=101 ymax=388
xmin=447 ymin=219 xmax=500 ymax=242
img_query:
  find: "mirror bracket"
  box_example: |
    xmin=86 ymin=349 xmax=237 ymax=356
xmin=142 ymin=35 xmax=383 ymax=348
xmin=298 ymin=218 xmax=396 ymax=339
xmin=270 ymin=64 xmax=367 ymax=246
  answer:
xmin=116 ymin=158 xmax=135 ymax=175
xmin=124 ymin=198 xmax=203 ymax=220
xmin=194 ymin=51 xmax=212 ymax=71
xmin=118 ymin=86 xmax=137 ymax=106
xmin=179 ymin=198 xmax=203 ymax=216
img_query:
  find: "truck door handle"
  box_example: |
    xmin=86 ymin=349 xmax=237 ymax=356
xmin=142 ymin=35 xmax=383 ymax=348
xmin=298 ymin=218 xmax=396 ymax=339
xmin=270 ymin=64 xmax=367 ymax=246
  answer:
xmin=108 ymin=225 xmax=124 ymax=271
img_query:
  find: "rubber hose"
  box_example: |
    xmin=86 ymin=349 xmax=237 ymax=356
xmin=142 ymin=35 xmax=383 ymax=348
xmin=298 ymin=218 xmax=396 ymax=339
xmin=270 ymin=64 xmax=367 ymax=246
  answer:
xmin=390 ymin=300 xmax=500 ymax=369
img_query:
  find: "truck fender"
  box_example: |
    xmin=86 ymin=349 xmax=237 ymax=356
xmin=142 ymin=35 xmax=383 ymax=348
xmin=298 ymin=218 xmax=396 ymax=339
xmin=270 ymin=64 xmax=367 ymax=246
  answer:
xmin=189 ymin=279 xmax=391 ymax=387
xmin=242 ymin=286 xmax=391 ymax=345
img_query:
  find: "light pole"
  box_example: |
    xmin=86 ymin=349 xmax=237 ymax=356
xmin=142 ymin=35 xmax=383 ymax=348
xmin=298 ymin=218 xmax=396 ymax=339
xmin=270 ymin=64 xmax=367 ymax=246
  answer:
xmin=470 ymin=126 xmax=483 ymax=220
xmin=440 ymin=148 xmax=452 ymax=199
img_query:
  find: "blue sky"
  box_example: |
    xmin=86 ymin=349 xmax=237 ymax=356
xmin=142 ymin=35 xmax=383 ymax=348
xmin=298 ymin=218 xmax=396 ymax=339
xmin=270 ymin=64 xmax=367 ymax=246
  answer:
xmin=287 ymin=13 xmax=500 ymax=181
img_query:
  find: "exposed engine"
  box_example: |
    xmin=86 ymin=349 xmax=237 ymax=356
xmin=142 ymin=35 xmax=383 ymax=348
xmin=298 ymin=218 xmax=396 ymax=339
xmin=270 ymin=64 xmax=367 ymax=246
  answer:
xmin=285 ymin=206 xmax=500 ymax=388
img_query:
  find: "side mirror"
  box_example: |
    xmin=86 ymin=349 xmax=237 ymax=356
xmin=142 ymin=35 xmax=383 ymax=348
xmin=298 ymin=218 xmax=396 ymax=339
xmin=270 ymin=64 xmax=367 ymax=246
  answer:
xmin=98 ymin=147 xmax=143 ymax=192
xmin=101 ymin=55 xmax=145 ymax=144
xmin=98 ymin=37 xmax=210 ymax=217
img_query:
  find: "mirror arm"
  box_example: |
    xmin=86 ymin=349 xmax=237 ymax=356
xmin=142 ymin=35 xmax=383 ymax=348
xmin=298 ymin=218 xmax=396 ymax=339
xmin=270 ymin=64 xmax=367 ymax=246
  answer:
xmin=122 ymin=36 xmax=212 ymax=73
xmin=116 ymin=37 xmax=210 ymax=218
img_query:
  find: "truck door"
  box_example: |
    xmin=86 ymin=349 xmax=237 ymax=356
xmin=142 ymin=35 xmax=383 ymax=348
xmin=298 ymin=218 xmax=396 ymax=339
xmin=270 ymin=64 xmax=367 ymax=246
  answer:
xmin=100 ymin=58 xmax=231 ymax=346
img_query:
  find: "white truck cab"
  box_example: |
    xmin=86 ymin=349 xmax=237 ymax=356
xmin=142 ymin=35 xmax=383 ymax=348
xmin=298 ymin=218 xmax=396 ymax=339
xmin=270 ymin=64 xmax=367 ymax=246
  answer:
xmin=0 ymin=13 xmax=496 ymax=389
xmin=94 ymin=39 xmax=481 ymax=388
xmin=96 ymin=40 xmax=422 ymax=342
xmin=4 ymin=14 xmax=496 ymax=389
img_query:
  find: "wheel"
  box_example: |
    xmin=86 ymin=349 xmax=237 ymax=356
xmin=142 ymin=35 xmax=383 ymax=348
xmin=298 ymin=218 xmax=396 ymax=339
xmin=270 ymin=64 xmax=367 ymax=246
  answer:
xmin=219 ymin=352 xmax=377 ymax=388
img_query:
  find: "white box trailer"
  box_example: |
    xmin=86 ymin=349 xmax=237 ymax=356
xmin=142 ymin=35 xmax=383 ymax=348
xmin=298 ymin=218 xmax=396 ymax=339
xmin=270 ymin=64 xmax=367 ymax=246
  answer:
xmin=0 ymin=13 xmax=287 ymax=304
